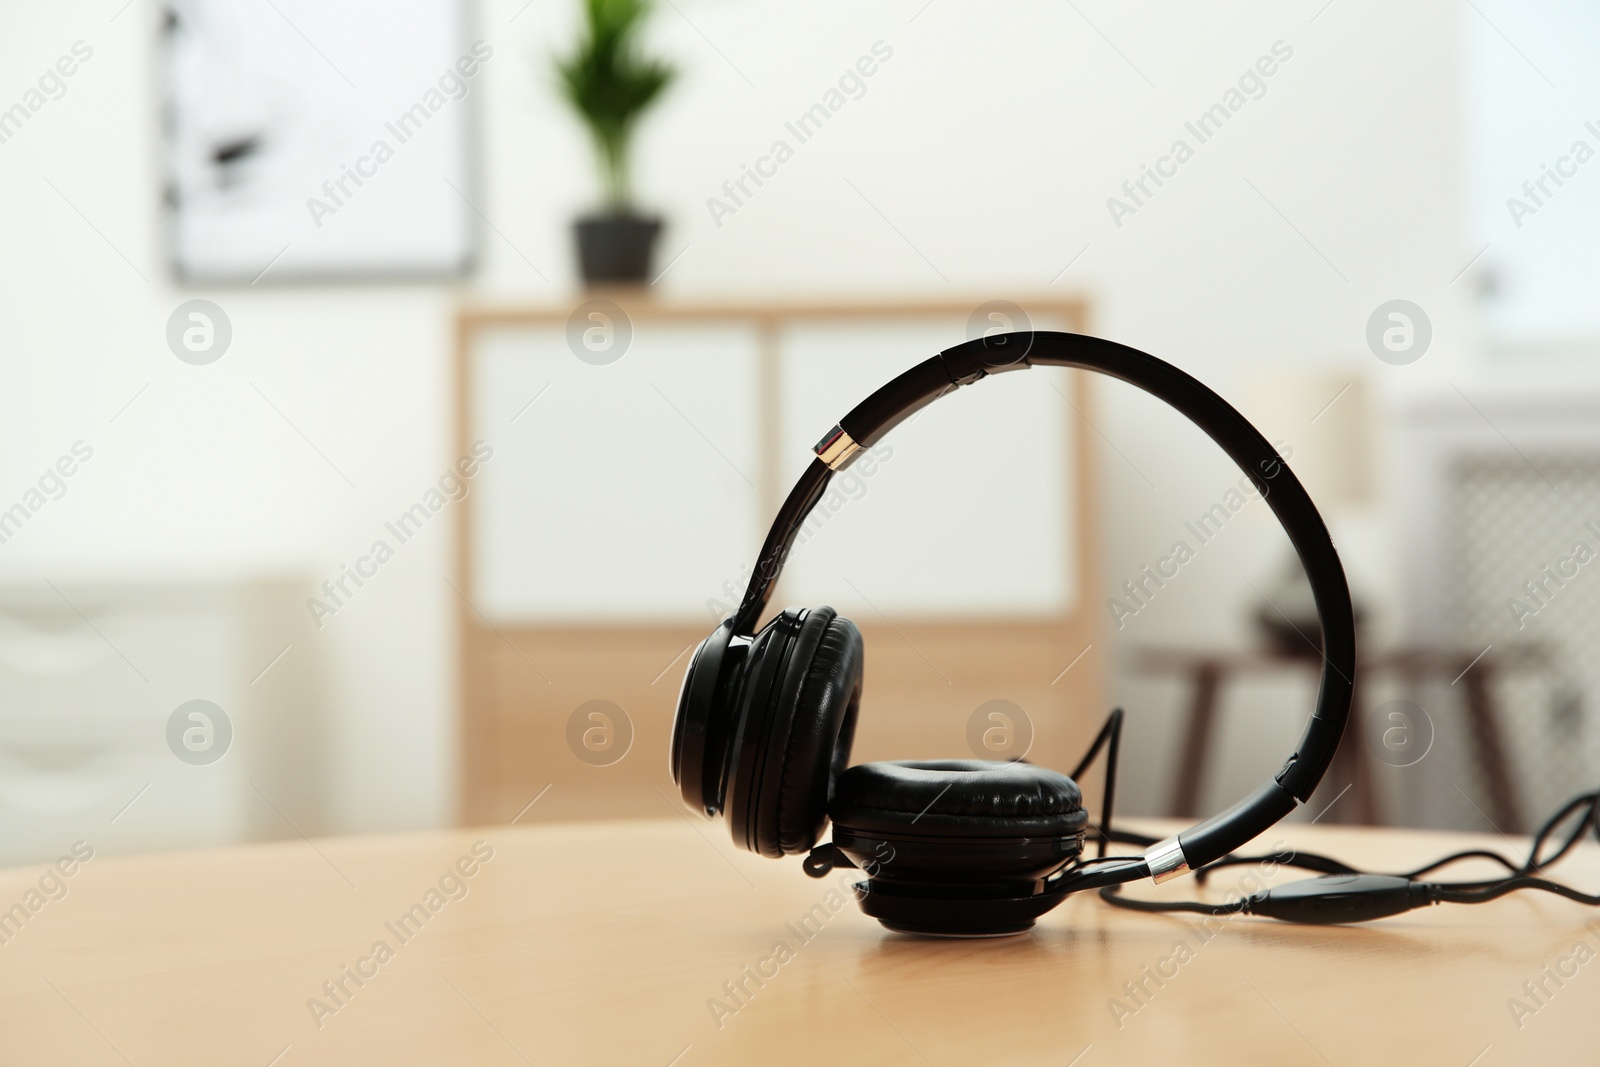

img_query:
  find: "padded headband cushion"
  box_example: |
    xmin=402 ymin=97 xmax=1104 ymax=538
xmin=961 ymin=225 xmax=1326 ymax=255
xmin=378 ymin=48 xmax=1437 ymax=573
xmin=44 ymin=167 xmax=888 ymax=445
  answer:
xmin=753 ymin=607 xmax=862 ymax=857
xmin=830 ymin=759 xmax=1086 ymax=839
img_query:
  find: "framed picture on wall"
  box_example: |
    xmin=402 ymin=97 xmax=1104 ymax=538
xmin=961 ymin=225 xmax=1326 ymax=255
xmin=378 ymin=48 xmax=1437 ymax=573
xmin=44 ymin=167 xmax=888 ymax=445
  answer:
xmin=161 ymin=0 xmax=480 ymax=282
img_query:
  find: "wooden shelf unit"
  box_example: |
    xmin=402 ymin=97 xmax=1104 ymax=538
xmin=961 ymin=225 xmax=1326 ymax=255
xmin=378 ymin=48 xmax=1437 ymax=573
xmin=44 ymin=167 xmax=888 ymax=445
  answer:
xmin=453 ymin=294 xmax=1104 ymax=825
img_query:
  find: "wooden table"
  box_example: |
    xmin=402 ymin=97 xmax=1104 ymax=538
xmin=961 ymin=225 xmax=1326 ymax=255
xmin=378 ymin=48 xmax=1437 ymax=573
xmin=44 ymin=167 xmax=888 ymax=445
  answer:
xmin=2 ymin=816 xmax=1595 ymax=1065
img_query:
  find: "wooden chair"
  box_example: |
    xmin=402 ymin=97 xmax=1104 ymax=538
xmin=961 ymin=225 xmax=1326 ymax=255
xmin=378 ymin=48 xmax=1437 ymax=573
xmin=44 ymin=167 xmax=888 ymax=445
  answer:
xmin=1137 ymin=643 xmax=1545 ymax=829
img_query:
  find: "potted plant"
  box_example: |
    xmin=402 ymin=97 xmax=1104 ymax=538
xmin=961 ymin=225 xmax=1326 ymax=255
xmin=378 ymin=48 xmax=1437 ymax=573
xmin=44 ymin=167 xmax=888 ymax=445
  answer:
xmin=556 ymin=0 xmax=676 ymax=285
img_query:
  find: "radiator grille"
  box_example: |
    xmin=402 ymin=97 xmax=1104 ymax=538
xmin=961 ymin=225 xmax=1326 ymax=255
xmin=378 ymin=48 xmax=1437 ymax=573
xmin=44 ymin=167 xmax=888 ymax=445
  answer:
xmin=1439 ymin=454 xmax=1598 ymax=828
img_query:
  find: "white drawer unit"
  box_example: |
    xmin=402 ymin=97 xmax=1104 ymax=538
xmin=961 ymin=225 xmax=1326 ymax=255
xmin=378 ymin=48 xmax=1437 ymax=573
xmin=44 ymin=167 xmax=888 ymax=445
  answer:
xmin=467 ymin=303 xmax=1081 ymax=624
xmin=0 ymin=579 xmax=326 ymax=866
xmin=470 ymin=321 xmax=763 ymax=623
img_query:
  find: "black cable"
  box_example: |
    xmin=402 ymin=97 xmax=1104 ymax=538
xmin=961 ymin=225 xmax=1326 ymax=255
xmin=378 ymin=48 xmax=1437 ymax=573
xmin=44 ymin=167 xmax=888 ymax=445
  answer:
xmin=1202 ymin=789 xmax=1600 ymax=888
xmin=1054 ymin=697 xmax=1600 ymax=924
xmin=1399 ymin=790 xmax=1598 ymax=883
xmin=1436 ymin=877 xmax=1600 ymax=907
xmin=1097 ymin=884 xmax=1248 ymax=916
xmin=1046 ymin=709 xmax=1157 ymax=896
xmin=1070 ymin=708 xmax=1126 ymax=859
xmin=1401 ymin=850 xmax=1520 ymax=882
xmin=1193 ymin=848 xmax=1357 ymax=883
xmin=1049 ymin=857 xmax=1150 ymax=894
xmin=1099 ymin=788 xmax=1600 ymax=925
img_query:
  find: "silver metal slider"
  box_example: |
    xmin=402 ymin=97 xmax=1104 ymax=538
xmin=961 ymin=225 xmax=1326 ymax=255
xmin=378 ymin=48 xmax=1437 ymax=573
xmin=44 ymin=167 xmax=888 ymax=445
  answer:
xmin=1145 ymin=836 xmax=1192 ymax=884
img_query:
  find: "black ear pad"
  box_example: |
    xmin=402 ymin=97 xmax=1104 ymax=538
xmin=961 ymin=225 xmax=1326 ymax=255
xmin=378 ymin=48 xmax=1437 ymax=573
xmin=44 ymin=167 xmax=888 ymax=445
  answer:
xmin=745 ymin=607 xmax=862 ymax=858
xmin=827 ymin=760 xmax=1087 ymax=937
xmin=830 ymin=760 xmax=1085 ymax=838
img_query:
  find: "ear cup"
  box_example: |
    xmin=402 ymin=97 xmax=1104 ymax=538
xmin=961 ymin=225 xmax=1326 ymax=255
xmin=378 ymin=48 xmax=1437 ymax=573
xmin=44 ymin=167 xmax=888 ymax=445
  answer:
xmin=739 ymin=607 xmax=862 ymax=858
xmin=828 ymin=760 xmax=1088 ymax=937
xmin=670 ymin=619 xmax=747 ymax=817
xmin=830 ymin=760 xmax=1085 ymax=838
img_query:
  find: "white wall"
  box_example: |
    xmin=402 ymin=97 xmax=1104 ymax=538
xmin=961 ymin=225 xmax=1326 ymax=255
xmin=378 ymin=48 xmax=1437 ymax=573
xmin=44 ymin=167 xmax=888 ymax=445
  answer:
xmin=1 ymin=0 xmax=1482 ymax=831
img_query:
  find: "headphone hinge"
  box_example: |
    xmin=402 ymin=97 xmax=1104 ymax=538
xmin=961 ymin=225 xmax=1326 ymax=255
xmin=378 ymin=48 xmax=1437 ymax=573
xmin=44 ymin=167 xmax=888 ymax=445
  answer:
xmin=939 ymin=345 xmax=1034 ymax=386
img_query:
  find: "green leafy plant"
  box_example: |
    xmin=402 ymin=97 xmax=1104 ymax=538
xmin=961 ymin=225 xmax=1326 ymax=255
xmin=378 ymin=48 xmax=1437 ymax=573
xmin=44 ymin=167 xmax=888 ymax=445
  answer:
xmin=555 ymin=0 xmax=676 ymax=210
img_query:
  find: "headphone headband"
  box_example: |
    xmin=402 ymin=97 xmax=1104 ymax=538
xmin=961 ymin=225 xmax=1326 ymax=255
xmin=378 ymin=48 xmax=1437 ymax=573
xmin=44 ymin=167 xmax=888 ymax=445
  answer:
xmin=730 ymin=331 xmax=1355 ymax=885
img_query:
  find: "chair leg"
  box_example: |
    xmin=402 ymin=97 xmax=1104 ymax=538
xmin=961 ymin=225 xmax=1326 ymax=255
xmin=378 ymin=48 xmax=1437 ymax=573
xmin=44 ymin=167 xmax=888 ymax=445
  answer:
xmin=1462 ymin=665 xmax=1523 ymax=833
xmin=1338 ymin=666 xmax=1381 ymax=824
xmin=1170 ymin=663 xmax=1221 ymax=818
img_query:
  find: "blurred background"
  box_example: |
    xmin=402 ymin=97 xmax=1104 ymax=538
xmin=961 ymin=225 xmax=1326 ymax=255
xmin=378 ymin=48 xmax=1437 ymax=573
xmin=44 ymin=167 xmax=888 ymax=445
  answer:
xmin=2 ymin=0 xmax=1597 ymax=865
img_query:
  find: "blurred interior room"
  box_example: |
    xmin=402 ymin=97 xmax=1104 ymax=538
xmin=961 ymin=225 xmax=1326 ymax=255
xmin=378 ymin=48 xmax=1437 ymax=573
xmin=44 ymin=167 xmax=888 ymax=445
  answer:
xmin=2 ymin=1 xmax=1597 ymax=872
xmin=15 ymin=3 xmax=1600 ymax=1062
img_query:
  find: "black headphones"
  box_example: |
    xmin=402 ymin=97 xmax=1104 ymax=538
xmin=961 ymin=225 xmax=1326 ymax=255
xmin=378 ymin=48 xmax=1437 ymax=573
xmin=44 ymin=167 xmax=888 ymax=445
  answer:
xmin=671 ymin=331 xmax=1357 ymax=936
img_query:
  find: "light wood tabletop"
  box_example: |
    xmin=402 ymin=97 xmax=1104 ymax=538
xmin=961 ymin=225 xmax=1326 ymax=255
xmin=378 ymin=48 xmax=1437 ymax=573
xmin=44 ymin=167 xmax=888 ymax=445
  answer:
xmin=1 ymin=814 xmax=1595 ymax=1066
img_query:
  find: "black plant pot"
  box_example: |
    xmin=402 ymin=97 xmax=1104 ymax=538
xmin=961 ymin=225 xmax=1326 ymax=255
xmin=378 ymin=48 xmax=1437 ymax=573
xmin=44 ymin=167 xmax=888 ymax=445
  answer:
xmin=574 ymin=213 xmax=662 ymax=285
